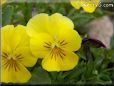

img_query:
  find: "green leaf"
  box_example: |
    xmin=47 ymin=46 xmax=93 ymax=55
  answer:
xmin=69 ymin=11 xmax=95 ymax=28
xmin=28 ymin=67 xmax=51 ymax=85
xmin=106 ymin=49 xmax=114 ymax=60
xmin=90 ymin=47 xmax=105 ymax=58
xmin=2 ymin=5 xmax=14 ymax=26
xmin=63 ymin=61 xmax=86 ymax=82
xmin=99 ymin=73 xmax=111 ymax=82
xmin=77 ymin=48 xmax=86 ymax=60
xmin=110 ymin=34 xmax=114 ymax=49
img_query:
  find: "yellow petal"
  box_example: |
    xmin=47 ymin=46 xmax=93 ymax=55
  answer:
xmin=1 ymin=62 xmax=31 ymax=83
xmin=58 ymin=28 xmax=82 ymax=51
xmin=2 ymin=25 xmax=29 ymax=51
xmin=48 ymin=13 xmax=74 ymax=36
xmin=1 ymin=25 xmax=14 ymax=46
xmin=27 ymin=13 xmax=74 ymax=37
xmin=42 ymin=51 xmax=79 ymax=71
xmin=1 ymin=25 xmax=14 ymax=54
xmin=70 ymin=0 xmax=81 ymax=9
xmin=42 ymin=54 xmax=61 ymax=72
xmin=27 ymin=13 xmax=49 ymax=37
xmin=30 ymin=33 xmax=53 ymax=58
xmin=10 ymin=25 xmax=28 ymax=50
xmin=2 ymin=42 xmax=11 ymax=55
xmin=15 ymin=47 xmax=37 ymax=67
xmin=82 ymin=0 xmax=100 ymax=13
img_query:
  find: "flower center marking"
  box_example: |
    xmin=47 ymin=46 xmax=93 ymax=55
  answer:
xmin=50 ymin=46 xmax=65 ymax=60
xmin=2 ymin=52 xmax=23 ymax=71
xmin=43 ymin=40 xmax=68 ymax=60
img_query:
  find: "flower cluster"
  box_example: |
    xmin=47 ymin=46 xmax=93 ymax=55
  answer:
xmin=1 ymin=0 xmax=100 ymax=83
xmin=70 ymin=0 xmax=100 ymax=13
xmin=1 ymin=13 xmax=82 ymax=83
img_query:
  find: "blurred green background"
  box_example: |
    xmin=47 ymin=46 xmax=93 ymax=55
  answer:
xmin=1 ymin=0 xmax=114 ymax=85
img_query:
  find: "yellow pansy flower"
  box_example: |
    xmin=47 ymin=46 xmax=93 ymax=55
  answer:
xmin=1 ymin=25 xmax=37 ymax=83
xmin=70 ymin=0 xmax=100 ymax=13
xmin=27 ymin=13 xmax=82 ymax=71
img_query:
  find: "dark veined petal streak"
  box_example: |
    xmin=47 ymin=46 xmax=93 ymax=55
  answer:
xmin=2 ymin=52 xmax=24 ymax=72
xmin=3 ymin=59 xmax=20 ymax=72
xmin=43 ymin=40 xmax=68 ymax=60
xmin=58 ymin=40 xmax=68 ymax=46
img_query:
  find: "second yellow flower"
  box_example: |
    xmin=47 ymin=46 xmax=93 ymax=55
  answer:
xmin=27 ymin=13 xmax=82 ymax=71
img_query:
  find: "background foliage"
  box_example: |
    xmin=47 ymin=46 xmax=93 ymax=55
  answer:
xmin=1 ymin=1 xmax=114 ymax=85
